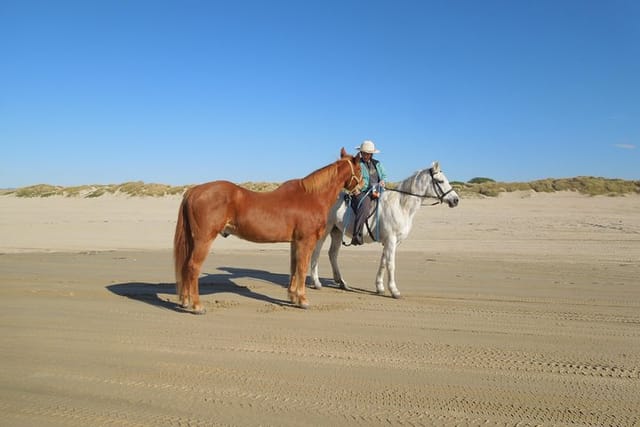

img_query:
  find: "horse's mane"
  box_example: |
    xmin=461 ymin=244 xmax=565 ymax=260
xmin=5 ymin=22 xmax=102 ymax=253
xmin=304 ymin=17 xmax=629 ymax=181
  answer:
xmin=299 ymin=159 xmax=344 ymax=193
xmin=397 ymin=169 xmax=422 ymax=191
xmin=396 ymin=169 xmax=427 ymax=209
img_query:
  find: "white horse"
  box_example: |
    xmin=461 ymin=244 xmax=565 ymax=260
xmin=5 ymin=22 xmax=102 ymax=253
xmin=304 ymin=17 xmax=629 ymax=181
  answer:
xmin=309 ymin=162 xmax=459 ymax=298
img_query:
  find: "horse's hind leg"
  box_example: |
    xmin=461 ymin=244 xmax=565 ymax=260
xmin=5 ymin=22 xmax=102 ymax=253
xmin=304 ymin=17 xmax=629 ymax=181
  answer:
xmin=309 ymin=231 xmax=329 ymax=289
xmin=328 ymin=227 xmax=349 ymax=290
xmin=385 ymin=241 xmax=401 ymax=298
xmin=185 ymin=238 xmax=213 ymax=314
xmin=288 ymin=242 xmax=299 ymax=305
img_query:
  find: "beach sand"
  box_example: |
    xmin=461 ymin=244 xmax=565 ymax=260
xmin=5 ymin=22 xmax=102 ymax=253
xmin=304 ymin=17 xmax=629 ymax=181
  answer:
xmin=1 ymin=191 xmax=639 ymax=426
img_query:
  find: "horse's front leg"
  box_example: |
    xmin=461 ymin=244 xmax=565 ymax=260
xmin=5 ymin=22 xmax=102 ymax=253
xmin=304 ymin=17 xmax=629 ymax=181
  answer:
xmin=375 ymin=249 xmax=387 ymax=295
xmin=289 ymin=239 xmax=314 ymax=308
xmin=376 ymin=237 xmax=400 ymax=298
xmin=291 ymin=239 xmax=315 ymax=308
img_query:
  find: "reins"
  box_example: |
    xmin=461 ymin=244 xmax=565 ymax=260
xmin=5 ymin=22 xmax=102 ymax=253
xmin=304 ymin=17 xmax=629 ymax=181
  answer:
xmin=385 ymin=169 xmax=454 ymax=205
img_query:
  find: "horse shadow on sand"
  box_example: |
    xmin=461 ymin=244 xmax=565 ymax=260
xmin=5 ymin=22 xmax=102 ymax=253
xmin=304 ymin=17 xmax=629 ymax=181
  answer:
xmin=107 ymin=266 xmax=296 ymax=313
xmin=107 ymin=266 xmax=377 ymax=313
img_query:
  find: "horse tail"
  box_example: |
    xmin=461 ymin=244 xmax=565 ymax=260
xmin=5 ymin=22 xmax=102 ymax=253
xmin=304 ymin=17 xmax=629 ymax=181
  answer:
xmin=173 ymin=192 xmax=193 ymax=297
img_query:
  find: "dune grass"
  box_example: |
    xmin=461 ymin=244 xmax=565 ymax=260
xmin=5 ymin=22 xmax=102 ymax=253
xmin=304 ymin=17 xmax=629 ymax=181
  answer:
xmin=2 ymin=181 xmax=277 ymax=198
xmin=2 ymin=177 xmax=638 ymax=198
xmin=452 ymin=176 xmax=640 ymax=197
xmin=2 ymin=182 xmax=190 ymax=198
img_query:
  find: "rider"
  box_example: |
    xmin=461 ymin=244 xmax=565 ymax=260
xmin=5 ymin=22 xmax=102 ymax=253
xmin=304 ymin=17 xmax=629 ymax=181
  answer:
xmin=351 ymin=140 xmax=387 ymax=246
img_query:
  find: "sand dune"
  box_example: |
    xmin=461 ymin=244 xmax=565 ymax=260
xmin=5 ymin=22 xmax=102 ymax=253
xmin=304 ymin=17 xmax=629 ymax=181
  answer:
xmin=1 ymin=192 xmax=639 ymax=426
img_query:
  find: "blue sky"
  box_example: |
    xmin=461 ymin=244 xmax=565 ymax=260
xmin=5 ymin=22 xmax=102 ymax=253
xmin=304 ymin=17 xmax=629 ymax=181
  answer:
xmin=1 ymin=0 xmax=638 ymax=188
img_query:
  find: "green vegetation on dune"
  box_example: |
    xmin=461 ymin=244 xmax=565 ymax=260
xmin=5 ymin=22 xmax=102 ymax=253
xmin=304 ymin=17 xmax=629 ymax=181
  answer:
xmin=2 ymin=177 xmax=638 ymax=198
xmin=453 ymin=176 xmax=640 ymax=197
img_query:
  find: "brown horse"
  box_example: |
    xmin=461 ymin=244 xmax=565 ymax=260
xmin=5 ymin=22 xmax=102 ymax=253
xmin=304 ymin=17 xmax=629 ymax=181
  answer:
xmin=174 ymin=148 xmax=362 ymax=313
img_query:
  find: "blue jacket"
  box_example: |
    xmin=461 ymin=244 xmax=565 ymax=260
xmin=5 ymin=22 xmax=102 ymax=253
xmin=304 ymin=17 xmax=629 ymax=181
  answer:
xmin=360 ymin=158 xmax=387 ymax=190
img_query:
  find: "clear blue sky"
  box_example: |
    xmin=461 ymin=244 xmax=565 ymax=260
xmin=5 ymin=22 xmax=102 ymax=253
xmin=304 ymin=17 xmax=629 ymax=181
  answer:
xmin=1 ymin=0 xmax=638 ymax=188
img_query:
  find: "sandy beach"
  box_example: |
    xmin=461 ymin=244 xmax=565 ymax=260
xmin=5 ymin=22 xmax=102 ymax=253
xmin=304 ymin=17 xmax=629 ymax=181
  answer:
xmin=1 ymin=191 xmax=639 ymax=426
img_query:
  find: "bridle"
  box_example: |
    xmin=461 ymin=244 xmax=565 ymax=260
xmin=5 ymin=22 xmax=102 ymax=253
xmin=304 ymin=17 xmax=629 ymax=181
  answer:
xmin=385 ymin=168 xmax=455 ymax=205
xmin=342 ymin=158 xmax=363 ymax=193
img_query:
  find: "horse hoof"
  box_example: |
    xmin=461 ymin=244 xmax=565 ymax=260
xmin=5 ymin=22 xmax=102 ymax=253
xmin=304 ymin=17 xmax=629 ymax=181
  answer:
xmin=192 ymin=305 xmax=206 ymax=315
xmin=376 ymin=290 xmax=385 ymax=296
xmin=299 ymin=302 xmax=310 ymax=309
xmin=391 ymin=293 xmax=402 ymax=299
xmin=309 ymin=283 xmax=321 ymax=290
xmin=288 ymin=294 xmax=299 ymax=306
xmin=340 ymin=284 xmax=351 ymax=291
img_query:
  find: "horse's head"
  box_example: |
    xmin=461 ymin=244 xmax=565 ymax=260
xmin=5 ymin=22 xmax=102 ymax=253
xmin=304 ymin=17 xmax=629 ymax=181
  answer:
xmin=340 ymin=147 xmax=363 ymax=193
xmin=427 ymin=162 xmax=459 ymax=208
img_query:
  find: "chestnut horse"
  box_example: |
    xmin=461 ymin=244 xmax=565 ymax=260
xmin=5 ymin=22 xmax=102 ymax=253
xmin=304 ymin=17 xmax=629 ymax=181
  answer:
xmin=174 ymin=148 xmax=362 ymax=313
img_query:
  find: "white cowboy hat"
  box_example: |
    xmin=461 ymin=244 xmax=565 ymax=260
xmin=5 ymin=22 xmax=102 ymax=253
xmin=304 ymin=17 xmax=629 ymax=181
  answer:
xmin=355 ymin=140 xmax=380 ymax=154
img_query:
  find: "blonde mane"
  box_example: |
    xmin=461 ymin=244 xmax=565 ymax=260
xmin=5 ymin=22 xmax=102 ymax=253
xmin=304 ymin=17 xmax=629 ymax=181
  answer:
xmin=300 ymin=160 xmax=341 ymax=193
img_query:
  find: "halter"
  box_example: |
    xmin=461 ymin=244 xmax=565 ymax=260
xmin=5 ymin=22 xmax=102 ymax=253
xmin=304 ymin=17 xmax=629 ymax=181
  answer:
xmin=341 ymin=158 xmax=363 ymax=193
xmin=385 ymin=168 xmax=455 ymax=205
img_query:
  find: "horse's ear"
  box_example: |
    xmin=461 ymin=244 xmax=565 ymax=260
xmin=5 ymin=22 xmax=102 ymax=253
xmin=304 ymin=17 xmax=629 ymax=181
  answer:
xmin=431 ymin=161 xmax=440 ymax=173
xmin=340 ymin=147 xmax=348 ymax=158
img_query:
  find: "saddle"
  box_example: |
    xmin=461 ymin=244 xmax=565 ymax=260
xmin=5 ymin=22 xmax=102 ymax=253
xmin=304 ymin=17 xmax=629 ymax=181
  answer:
xmin=343 ymin=192 xmax=380 ymax=242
